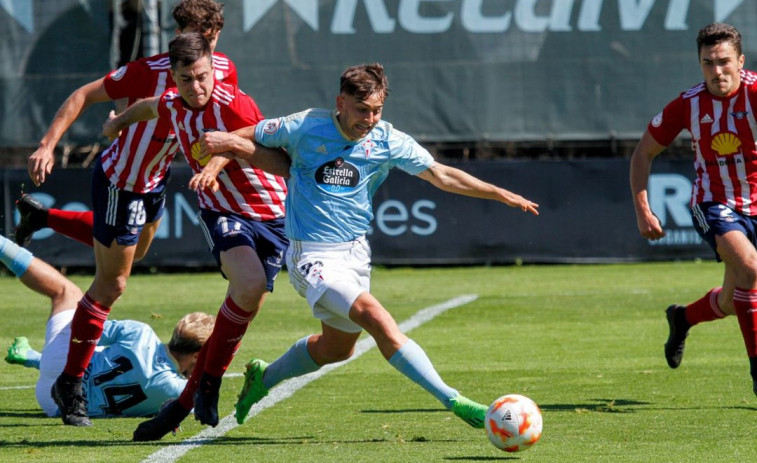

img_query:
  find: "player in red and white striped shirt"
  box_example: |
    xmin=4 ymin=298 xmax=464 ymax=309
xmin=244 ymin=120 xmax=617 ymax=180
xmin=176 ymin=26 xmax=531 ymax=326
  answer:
xmin=103 ymin=32 xmax=290 ymax=441
xmin=25 ymin=1 xmax=243 ymax=428
xmin=631 ymin=23 xmax=757 ymax=397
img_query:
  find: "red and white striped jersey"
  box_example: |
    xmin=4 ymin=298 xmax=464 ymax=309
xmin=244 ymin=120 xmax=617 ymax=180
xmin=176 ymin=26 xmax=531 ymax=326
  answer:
xmin=100 ymin=51 xmax=237 ymax=193
xmin=648 ymin=69 xmax=757 ymax=216
xmin=157 ymin=80 xmax=287 ymax=220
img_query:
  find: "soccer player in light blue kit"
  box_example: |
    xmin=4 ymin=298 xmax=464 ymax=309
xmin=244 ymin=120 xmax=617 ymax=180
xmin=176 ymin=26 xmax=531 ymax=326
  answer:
xmin=199 ymin=63 xmax=539 ymax=429
xmin=1 ymin=234 xmax=215 ymax=419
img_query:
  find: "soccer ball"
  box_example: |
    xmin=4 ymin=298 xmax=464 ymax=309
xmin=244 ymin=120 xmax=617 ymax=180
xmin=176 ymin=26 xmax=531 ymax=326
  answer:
xmin=485 ymin=394 xmax=543 ymax=452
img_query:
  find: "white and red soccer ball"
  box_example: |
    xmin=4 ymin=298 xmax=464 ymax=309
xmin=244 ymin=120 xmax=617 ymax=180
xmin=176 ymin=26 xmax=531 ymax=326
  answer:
xmin=484 ymin=394 xmax=543 ymax=452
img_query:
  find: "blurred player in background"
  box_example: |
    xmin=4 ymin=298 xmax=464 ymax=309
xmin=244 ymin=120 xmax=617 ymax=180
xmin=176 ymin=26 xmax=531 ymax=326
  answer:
xmin=23 ymin=0 xmax=239 ymax=428
xmin=630 ymin=22 xmax=757 ymax=396
xmin=197 ymin=63 xmax=539 ymax=429
xmin=101 ymin=32 xmax=290 ymax=441
xmin=0 ymin=233 xmax=215 ymax=419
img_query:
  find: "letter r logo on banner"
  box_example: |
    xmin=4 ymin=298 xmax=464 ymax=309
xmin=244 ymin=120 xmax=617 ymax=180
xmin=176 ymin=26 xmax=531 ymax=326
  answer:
xmin=648 ymin=174 xmax=693 ymax=227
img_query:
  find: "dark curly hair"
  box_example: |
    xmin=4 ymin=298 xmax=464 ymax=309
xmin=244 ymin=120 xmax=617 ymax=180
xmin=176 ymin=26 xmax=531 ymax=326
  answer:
xmin=172 ymin=0 xmax=225 ymax=34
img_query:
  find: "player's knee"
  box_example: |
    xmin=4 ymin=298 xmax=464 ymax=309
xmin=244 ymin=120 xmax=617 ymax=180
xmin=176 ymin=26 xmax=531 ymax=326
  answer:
xmin=92 ymin=276 xmax=128 ymax=305
xmin=228 ymin=281 xmax=266 ymax=313
xmin=350 ymin=303 xmax=394 ymax=336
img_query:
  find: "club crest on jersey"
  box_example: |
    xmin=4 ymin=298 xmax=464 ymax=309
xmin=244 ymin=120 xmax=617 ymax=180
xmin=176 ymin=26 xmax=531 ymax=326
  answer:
xmin=191 ymin=141 xmax=210 ymax=166
xmin=361 ymin=139 xmax=376 ymax=158
xmin=730 ymin=110 xmax=749 ymax=120
xmin=651 ymin=112 xmax=663 ymax=127
xmin=110 ymin=65 xmax=127 ymax=81
xmin=316 ymin=157 xmax=359 ymax=189
xmin=263 ymin=119 xmax=281 ymax=134
xmin=711 ymin=132 xmax=741 ymax=156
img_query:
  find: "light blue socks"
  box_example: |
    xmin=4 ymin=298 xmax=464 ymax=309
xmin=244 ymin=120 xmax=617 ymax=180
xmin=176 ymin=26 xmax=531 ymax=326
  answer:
xmin=263 ymin=335 xmax=320 ymax=389
xmin=0 ymin=235 xmax=33 ymax=277
xmin=389 ymin=339 xmax=459 ymax=409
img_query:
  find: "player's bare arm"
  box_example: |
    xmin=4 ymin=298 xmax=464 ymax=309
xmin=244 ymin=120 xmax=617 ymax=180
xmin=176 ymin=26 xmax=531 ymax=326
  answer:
xmin=200 ymin=129 xmax=291 ymax=177
xmin=28 ymin=78 xmax=111 ymax=186
xmin=102 ymin=96 xmax=160 ymax=140
xmin=416 ymin=162 xmax=539 ymax=215
xmin=630 ymin=130 xmax=667 ymax=240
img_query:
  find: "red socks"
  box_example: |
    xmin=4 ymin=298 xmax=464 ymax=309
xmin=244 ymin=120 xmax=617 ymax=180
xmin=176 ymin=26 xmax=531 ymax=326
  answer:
xmin=48 ymin=209 xmax=94 ymax=247
xmin=732 ymin=288 xmax=757 ymax=358
xmin=685 ymin=287 xmax=726 ymax=326
xmin=203 ymin=296 xmax=253 ymax=377
xmin=178 ymin=343 xmax=209 ymax=410
xmin=62 ymin=294 xmax=111 ymax=378
xmin=177 ymin=296 xmax=253 ymax=409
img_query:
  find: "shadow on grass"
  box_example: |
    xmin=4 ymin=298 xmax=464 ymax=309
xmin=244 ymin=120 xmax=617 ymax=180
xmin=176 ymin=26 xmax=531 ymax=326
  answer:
xmin=444 ymin=457 xmax=517 ymax=461
xmin=0 ymin=438 xmax=133 ymax=448
xmin=0 ymin=409 xmax=48 ymax=418
xmin=540 ymin=398 xmax=649 ymax=413
xmin=132 ymin=435 xmax=466 ymax=447
xmin=361 ymin=408 xmax=447 ymax=414
xmin=539 ymin=398 xmax=757 ymax=413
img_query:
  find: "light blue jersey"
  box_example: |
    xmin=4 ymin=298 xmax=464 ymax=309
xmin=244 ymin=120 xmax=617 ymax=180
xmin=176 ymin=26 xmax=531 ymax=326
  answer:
xmin=82 ymin=320 xmax=186 ymax=417
xmin=255 ymin=109 xmax=434 ymax=242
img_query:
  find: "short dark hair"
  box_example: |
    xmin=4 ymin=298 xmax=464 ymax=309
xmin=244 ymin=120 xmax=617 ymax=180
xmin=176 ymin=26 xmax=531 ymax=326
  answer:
xmin=168 ymin=32 xmax=212 ymax=70
xmin=173 ymin=0 xmax=225 ymax=33
xmin=340 ymin=63 xmax=390 ymax=102
xmin=697 ymin=23 xmax=742 ymax=57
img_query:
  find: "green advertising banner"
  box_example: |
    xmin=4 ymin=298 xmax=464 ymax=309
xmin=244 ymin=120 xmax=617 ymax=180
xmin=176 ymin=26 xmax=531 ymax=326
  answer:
xmin=2 ymin=0 xmax=757 ymax=147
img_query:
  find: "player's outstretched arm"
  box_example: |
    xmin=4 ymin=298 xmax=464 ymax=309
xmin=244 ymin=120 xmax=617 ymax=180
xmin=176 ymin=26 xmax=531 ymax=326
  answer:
xmin=102 ymin=96 xmax=160 ymax=140
xmin=629 ymin=130 xmax=667 ymax=240
xmin=416 ymin=162 xmax=539 ymax=215
xmin=199 ymin=129 xmax=291 ymax=177
xmin=28 ymin=78 xmax=111 ymax=186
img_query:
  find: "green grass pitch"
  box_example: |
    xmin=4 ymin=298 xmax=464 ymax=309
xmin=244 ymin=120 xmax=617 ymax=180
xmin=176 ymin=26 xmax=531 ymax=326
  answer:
xmin=0 ymin=262 xmax=755 ymax=462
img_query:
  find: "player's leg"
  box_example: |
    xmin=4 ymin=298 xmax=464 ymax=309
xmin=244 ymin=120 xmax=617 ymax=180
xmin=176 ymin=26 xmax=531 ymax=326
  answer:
xmin=714 ymin=230 xmax=757 ymax=396
xmin=0 ymin=235 xmax=41 ymax=368
xmin=132 ymin=218 xmax=161 ymax=261
xmin=666 ymin=203 xmax=737 ymax=369
xmin=52 ymin=240 xmax=136 ymax=427
xmin=5 ymin=255 xmax=82 ymax=370
xmin=15 ymin=193 xmax=95 ymax=247
xmin=53 ymin=166 xmax=153 ymax=426
xmin=187 ymin=245 xmax=267 ymax=427
xmin=348 ymin=292 xmax=487 ymax=428
xmin=234 ymin=323 xmax=358 ymax=424
xmin=134 ymin=215 xmax=286 ymax=439
xmin=186 ymin=214 xmax=285 ymax=427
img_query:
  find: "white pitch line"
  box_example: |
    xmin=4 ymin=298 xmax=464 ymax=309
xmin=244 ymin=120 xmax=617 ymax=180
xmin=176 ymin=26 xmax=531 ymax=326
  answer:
xmin=142 ymin=294 xmax=478 ymax=463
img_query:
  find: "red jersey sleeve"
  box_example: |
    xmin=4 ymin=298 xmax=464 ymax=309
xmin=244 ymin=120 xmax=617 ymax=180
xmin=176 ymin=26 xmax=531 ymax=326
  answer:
xmin=212 ymin=52 xmax=238 ymax=86
xmin=224 ymin=60 xmax=238 ymax=86
xmin=646 ymin=95 xmax=687 ymax=147
xmin=103 ymin=60 xmax=152 ymax=102
xmin=223 ymin=88 xmax=263 ymax=131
